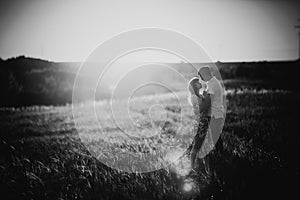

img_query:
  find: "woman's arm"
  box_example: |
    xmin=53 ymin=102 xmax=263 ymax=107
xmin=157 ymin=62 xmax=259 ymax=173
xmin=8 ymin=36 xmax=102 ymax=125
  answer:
xmin=188 ymin=95 xmax=200 ymax=115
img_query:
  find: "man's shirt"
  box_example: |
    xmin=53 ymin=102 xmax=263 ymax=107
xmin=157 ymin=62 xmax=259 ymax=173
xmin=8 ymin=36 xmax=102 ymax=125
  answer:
xmin=207 ymin=76 xmax=225 ymax=118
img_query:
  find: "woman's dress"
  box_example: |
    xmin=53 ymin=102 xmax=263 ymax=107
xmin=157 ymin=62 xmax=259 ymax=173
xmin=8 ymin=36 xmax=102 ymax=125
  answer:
xmin=187 ymin=93 xmax=211 ymax=156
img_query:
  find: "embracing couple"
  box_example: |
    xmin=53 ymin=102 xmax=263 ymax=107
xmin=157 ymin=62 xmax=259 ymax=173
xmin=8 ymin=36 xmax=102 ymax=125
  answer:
xmin=187 ymin=66 xmax=225 ymax=172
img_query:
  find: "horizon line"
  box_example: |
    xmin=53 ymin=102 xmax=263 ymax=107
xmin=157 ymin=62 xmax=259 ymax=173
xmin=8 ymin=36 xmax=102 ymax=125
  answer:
xmin=1 ymin=55 xmax=299 ymax=64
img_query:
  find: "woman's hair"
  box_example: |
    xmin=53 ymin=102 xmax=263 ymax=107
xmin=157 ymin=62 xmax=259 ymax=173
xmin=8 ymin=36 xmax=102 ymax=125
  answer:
xmin=188 ymin=77 xmax=202 ymax=97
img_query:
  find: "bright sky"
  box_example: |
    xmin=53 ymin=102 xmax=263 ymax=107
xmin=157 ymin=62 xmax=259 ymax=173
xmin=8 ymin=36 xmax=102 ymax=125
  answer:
xmin=0 ymin=0 xmax=299 ymax=62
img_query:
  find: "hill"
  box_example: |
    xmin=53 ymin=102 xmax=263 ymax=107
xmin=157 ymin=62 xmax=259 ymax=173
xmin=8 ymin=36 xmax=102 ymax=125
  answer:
xmin=1 ymin=56 xmax=299 ymax=107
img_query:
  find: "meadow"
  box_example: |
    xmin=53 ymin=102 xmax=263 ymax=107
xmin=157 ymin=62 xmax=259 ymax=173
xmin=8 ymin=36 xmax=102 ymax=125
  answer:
xmin=0 ymin=81 xmax=299 ymax=200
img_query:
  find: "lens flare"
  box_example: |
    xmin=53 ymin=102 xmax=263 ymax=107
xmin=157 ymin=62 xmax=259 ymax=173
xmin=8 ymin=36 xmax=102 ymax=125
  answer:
xmin=72 ymin=28 xmax=226 ymax=173
xmin=183 ymin=179 xmax=194 ymax=192
xmin=164 ymin=151 xmax=191 ymax=177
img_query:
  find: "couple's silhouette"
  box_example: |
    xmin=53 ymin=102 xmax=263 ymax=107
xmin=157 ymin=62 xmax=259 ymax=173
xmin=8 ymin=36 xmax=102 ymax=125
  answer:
xmin=186 ymin=66 xmax=225 ymax=174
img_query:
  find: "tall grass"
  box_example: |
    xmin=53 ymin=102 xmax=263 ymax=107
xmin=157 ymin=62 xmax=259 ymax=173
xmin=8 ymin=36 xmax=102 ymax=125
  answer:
xmin=1 ymin=89 xmax=299 ymax=199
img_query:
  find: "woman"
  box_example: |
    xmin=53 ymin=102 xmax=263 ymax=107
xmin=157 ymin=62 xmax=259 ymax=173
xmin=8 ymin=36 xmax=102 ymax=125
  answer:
xmin=187 ymin=77 xmax=211 ymax=171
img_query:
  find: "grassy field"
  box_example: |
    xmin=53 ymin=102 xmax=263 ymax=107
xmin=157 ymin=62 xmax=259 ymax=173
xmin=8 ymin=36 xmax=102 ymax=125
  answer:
xmin=0 ymin=84 xmax=300 ymax=200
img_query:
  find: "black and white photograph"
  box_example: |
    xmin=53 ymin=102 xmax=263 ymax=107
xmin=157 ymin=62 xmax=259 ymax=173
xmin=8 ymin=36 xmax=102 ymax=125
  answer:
xmin=1 ymin=0 xmax=300 ymax=199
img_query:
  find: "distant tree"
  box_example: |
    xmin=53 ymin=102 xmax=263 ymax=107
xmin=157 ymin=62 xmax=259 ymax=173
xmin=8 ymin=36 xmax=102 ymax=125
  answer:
xmin=8 ymin=72 xmax=23 ymax=95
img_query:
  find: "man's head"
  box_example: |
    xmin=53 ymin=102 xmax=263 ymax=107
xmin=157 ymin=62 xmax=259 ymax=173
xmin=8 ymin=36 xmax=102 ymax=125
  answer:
xmin=198 ymin=66 xmax=213 ymax=82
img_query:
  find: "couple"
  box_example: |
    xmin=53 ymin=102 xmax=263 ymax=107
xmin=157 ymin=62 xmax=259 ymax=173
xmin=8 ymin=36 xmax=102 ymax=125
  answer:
xmin=187 ymin=66 xmax=225 ymax=171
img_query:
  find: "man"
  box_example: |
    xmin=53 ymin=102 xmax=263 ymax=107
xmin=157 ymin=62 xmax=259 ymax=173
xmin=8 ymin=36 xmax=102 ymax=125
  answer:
xmin=198 ymin=66 xmax=225 ymax=154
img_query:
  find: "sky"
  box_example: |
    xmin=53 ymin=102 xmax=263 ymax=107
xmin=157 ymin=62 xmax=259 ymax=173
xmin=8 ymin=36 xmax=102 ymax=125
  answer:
xmin=0 ymin=0 xmax=299 ymax=62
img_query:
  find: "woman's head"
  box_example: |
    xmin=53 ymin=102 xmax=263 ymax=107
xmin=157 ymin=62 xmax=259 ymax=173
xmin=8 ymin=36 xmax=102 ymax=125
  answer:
xmin=188 ymin=77 xmax=202 ymax=97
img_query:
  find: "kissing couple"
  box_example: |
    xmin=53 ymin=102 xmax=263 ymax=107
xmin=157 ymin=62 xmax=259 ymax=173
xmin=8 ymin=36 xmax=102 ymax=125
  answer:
xmin=187 ymin=66 xmax=225 ymax=173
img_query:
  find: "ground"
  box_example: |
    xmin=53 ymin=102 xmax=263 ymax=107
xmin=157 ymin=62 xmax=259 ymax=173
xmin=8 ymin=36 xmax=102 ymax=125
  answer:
xmin=0 ymin=82 xmax=299 ymax=200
